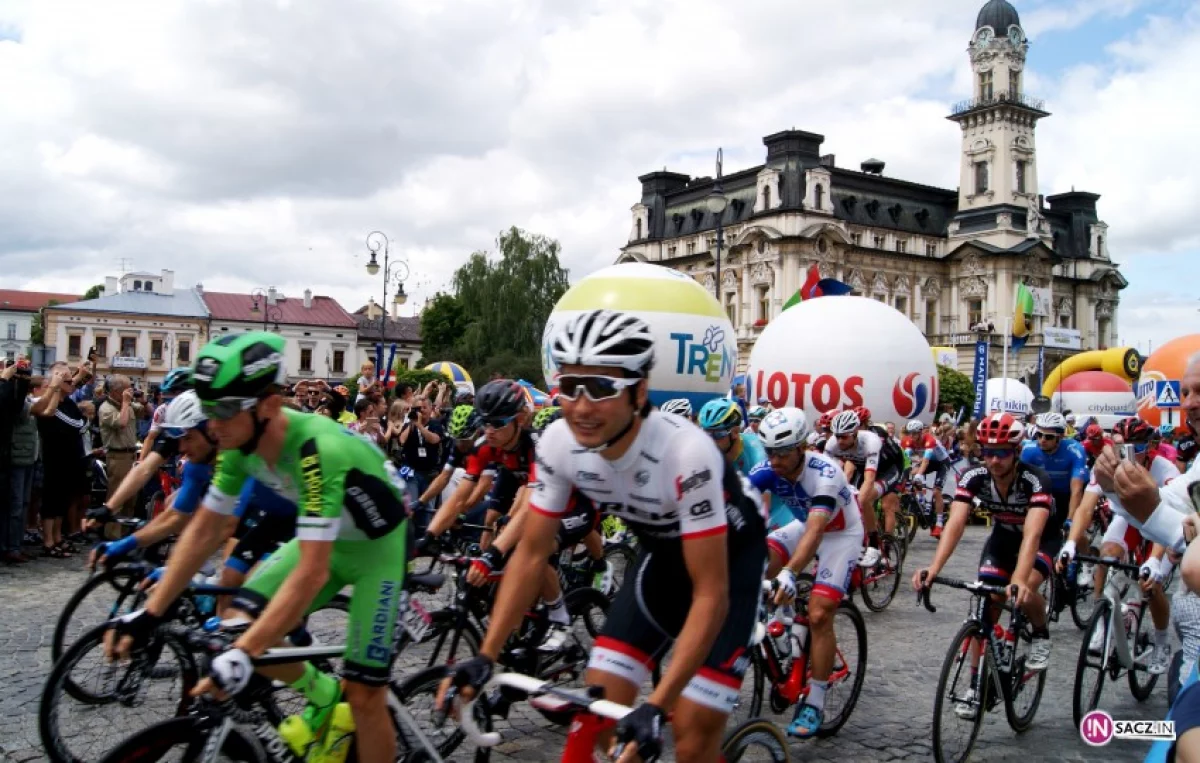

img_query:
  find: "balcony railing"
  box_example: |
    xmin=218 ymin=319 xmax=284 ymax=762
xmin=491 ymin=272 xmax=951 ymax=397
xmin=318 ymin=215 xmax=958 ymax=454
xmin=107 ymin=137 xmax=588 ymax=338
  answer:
xmin=951 ymin=91 xmax=1046 ymax=116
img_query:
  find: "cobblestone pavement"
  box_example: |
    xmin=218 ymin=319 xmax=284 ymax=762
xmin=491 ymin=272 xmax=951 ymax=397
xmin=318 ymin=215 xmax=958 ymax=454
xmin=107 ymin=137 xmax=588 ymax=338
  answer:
xmin=1 ymin=528 xmax=1163 ymax=762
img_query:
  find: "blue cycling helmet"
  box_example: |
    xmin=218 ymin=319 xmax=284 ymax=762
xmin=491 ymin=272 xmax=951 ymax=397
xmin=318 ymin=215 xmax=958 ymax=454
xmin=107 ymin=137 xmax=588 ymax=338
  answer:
xmin=697 ymin=398 xmax=743 ymax=431
xmin=160 ymin=366 xmax=193 ymax=394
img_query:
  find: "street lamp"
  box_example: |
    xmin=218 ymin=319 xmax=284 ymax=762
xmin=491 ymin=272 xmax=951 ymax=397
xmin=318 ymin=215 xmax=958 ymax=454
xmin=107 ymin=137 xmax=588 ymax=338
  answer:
xmin=706 ymin=148 xmax=728 ymax=304
xmin=250 ymin=287 xmax=283 ymax=331
xmin=365 ymin=231 xmax=410 ymax=343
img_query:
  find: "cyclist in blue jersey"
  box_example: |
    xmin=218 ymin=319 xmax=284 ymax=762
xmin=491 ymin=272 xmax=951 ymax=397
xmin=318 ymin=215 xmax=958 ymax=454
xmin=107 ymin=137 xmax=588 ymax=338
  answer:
xmin=221 ymin=477 xmax=299 ymax=583
xmin=1020 ymin=412 xmax=1088 ymax=532
xmin=697 ymin=398 xmax=765 ymax=475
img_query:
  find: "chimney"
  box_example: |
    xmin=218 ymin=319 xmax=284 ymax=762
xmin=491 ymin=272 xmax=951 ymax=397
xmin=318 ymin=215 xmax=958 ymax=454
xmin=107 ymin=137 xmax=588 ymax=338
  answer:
xmin=104 ymin=276 xmax=118 ymax=295
xmin=195 ymin=282 xmax=204 ymax=294
xmin=819 ymin=154 xmax=836 ymax=168
xmin=267 ymin=287 xmax=278 ymax=305
xmin=303 ymin=289 xmax=312 ymax=309
xmin=161 ymin=269 xmax=175 ymax=293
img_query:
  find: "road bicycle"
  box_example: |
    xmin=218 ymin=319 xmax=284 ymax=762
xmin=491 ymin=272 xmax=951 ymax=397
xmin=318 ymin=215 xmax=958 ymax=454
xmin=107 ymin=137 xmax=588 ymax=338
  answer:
xmin=919 ymin=574 xmax=1047 ymax=763
xmin=897 ymin=481 xmax=934 ymax=547
xmin=94 ymin=623 xmax=456 ymax=763
xmin=1071 ymin=553 xmax=1158 ymax=728
xmin=855 ymin=532 xmax=903 ymax=612
xmin=455 ymin=671 xmax=791 ymax=762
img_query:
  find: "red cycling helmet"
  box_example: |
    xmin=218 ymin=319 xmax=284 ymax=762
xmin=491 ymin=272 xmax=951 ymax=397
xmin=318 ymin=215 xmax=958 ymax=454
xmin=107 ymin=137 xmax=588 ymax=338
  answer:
xmin=1084 ymin=424 xmax=1104 ymax=439
xmin=853 ymin=406 xmax=872 ymax=426
xmin=817 ymin=411 xmax=834 ymax=432
xmin=1113 ymin=416 xmax=1153 ymax=443
xmin=977 ymin=412 xmax=1024 ymax=446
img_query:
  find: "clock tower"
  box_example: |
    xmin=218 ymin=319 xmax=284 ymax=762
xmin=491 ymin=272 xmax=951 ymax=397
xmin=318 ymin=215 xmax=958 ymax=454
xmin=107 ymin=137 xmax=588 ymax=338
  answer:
xmin=948 ymin=0 xmax=1051 ymax=249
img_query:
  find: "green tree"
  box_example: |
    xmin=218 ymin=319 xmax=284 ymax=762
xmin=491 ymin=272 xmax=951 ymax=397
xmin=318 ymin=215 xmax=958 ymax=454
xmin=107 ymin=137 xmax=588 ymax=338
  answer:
xmin=82 ymin=283 xmax=104 ymax=300
xmin=419 ymin=293 xmax=467 ymax=361
xmin=937 ymin=363 xmax=976 ymax=415
xmin=29 ymin=299 xmax=61 ymax=345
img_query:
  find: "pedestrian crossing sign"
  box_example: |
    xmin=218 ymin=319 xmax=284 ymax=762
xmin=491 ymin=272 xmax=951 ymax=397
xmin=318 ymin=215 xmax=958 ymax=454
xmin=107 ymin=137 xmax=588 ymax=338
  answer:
xmin=1155 ymin=380 xmax=1181 ymax=408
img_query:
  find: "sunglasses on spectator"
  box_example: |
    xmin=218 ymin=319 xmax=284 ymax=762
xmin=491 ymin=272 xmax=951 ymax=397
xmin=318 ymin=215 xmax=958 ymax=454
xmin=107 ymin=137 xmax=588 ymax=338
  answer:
xmin=981 ymin=447 xmax=1015 ymax=459
xmin=483 ymin=413 xmax=519 ymax=429
xmin=556 ymin=374 xmax=640 ymax=402
xmin=201 ymin=397 xmax=258 ymax=421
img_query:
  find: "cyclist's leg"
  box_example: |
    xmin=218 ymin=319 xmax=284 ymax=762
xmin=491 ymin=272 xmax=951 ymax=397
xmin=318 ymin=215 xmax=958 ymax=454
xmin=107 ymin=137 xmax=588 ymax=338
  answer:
xmin=766 ymin=519 xmax=803 ymax=578
xmin=1095 ymin=517 xmax=1134 ymax=600
xmin=976 ymin=531 xmax=1019 ymax=662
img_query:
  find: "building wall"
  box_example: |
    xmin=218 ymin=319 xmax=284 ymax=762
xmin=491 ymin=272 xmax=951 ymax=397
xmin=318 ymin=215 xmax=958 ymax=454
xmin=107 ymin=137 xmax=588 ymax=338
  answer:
xmin=209 ymin=322 xmax=359 ymax=382
xmin=0 ymin=310 xmax=34 ymax=361
xmin=46 ymin=310 xmax=208 ymax=384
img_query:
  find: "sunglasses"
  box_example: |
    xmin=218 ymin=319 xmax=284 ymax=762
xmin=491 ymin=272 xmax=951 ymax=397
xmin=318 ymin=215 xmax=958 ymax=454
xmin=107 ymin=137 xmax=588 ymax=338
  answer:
xmin=201 ymin=397 xmax=258 ymax=421
xmin=163 ymin=426 xmax=191 ymax=439
xmin=557 ymin=374 xmax=641 ymax=402
xmin=981 ymin=447 xmax=1015 ymax=459
xmin=1036 ymin=432 xmax=1060 ymax=441
xmin=483 ymin=413 xmax=519 ymax=430
xmin=705 ymin=427 xmax=736 ymax=440
xmin=766 ymin=445 xmax=799 ymax=458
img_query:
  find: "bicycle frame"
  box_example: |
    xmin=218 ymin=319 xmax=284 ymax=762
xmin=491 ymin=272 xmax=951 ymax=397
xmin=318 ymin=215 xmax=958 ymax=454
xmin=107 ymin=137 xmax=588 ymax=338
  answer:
xmin=1079 ymin=554 xmax=1151 ymax=671
xmin=756 ymin=582 xmax=853 ymax=707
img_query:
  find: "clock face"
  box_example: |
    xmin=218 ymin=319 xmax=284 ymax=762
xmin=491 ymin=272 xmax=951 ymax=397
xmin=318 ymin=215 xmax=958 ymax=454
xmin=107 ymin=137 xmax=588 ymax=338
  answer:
xmin=1008 ymin=27 xmax=1024 ymax=46
xmin=976 ymin=28 xmax=994 ymax=48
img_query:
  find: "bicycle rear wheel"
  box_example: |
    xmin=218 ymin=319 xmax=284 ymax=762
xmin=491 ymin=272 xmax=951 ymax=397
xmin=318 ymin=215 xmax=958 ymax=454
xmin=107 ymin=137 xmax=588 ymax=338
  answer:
xmin=97 ymin=716 xmax=263 ymax=763
xmin=721 ymin=718 xmax=791 ymax=762
xmin=858 ymin=535 xmax=902 ymax=613
xmin=932 ymin=621 xmax=989 ymax=763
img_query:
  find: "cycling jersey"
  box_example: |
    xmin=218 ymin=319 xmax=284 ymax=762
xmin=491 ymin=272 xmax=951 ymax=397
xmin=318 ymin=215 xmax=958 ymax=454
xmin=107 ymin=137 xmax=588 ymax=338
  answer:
xmin=823 ymin=429 xmax=881 ymax=473
xmin=468 ymin=431 xmax=536 ymax=515
xmin=748 ymin=451 xmax=863 ymax=534
xmin=902 ymin=433 xmax=950 ymax=464
xmin=956 ymin=462 xmax=1057 ymax=582
xmin=733 ymin=431 xmax=766 ymax=477
xmin=170 ymin=459 xmax=215 ymax=516
xmin=1087 ymin=455 xmax=1180 ymax=555
xmin=1156 ymin=442 xmax=1181 ymax=464
xmin=1179 ymin=436 xmax=1198 ymax=466
xmin=1019 ymin=439 xmax=1088 ymax=523
xmin=228 ymin=478 xmax=299 ymax=575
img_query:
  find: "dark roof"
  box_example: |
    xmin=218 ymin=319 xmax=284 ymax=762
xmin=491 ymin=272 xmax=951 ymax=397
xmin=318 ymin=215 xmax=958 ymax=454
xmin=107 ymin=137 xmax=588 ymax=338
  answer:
xmin=202 ymin=291 xmax=356 ymax=328
xmin=829 ymin=167 xmax=958 ymax=236
xmin=976 ymin=0 xmax=1020 ymax=32
xmin=0 ymin=289 xmax=83 ymax=313
xmin=355 ymin=314 xmax=421 ymax=343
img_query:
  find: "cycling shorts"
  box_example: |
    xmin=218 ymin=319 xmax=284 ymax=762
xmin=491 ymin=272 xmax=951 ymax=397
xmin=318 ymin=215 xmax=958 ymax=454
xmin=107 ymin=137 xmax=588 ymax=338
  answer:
xmin=227 ymin=507 xmax=297 ymax=575
xmin=977 ymin=527 xmax=1062 ymax=584
xmin=875 ymin=467 xmax=904 ymax=497
xmin=588 ymin=536 xmax=766 ymax=714
xmin=1101 ymin=515 xmax=1142 ymax=556
xmin=234 ymin=521 xmax=409 ymax=686
xmin=923 ymin=460 xmax=951 ymax=490
xmin=766 ymin=519 xmax=860 ymax=603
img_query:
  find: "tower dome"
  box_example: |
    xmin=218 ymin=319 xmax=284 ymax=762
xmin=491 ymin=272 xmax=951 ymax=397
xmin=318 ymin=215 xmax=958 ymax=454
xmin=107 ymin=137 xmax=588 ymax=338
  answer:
xmin=976 ymin=0 xmax=1021 ymax=33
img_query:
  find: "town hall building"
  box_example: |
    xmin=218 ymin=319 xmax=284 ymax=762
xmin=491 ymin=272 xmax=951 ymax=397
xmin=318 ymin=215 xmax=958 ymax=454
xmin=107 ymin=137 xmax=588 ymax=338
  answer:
xmin=617 ymin=0 xmax=1126 ymax=382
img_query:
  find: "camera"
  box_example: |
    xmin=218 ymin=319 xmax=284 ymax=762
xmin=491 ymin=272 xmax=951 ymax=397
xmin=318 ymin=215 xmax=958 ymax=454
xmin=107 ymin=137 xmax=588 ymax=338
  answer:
xmin=408 ymin=410 xmax=419 ymax=421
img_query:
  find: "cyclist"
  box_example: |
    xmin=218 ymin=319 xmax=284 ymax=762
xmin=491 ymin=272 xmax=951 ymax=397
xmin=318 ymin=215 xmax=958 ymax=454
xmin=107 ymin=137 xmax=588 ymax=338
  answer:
xmin=814 ymin=411 xmax=834 ymax=452
xmin=1060 ymin=416 xmax=1179 ymax=671
xmin=425 ymin=379 xmax=535 ymax=549
xmin=660 ymin=397 xmax=694 ymax=422
xmin=414 ymin=404 xmax=487 ymax=523
xmin=106 ymin=332 xmax=411 ymax=763
xmin=138 ymin=365 xmax=193 ymax=460
xmin=824 ymin=409 xmax=886 ymax=566
xmin=1081 ymin=423 xmax=1114 ymax=469
xmin=88 ymin=391 xmax=218 ymax=567
xmin=903 ymin=418 xmax=953 ymax=538
xmin=441 ymin=308 xmax=766 ymax=763
xmin=697 ymin=398 xmax=766 ymax=475
xmin=750 ymin=407 xmax=863 ymax=738
xmin=912 ymin=412 xmax=1055 ymax=699
xmin=1020 ymin=412 xmax=1088 ymax=532
xmin=747 ymin=405 xmax=769 ymax=437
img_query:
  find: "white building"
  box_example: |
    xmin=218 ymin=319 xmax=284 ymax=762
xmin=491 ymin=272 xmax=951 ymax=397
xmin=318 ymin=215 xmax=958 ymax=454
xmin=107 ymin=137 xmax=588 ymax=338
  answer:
xmin=203 ymin=287 xmax=359 ymax=383
xmin=355 ymin=299 xmax=423 ymax=376
xmin=0 ymin=288 xmax=81 ymax=368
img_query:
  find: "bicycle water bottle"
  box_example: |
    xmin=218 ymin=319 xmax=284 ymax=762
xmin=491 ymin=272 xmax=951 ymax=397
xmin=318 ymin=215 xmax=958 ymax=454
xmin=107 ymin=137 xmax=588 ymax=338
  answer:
xmin=792 ymin=612 xmax=810 ymax=653
xmin=277 ymin=715 xmax=315 ymax=758
xmin=313 ymin=702 xmax=356 ymax=763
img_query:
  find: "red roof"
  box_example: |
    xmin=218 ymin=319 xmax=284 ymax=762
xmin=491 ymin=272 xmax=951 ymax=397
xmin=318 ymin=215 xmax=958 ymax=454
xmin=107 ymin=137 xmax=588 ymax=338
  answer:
xmin=0 ymin=289 xmax=83 ymax=312
xmin=202 ymin=291 xmax=356 ymax=328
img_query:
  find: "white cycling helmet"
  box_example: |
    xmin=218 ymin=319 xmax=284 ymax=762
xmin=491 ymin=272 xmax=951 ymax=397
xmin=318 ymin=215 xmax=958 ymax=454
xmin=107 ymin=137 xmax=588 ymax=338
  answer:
xmin=1025 ymin=423 xmax=1038 ymax=439
xmin=159 ymin=390 xmax=208 ymax=436
xmin=1035 ymin=412 xmax=1067 ymax=434
xmin=660 ymin=398 xmax=692 ymax=417
xmin=830 ymin=410 xmax=861 ymax=436
xmin=551 ymin=309 xmax=655 ymax=377
xmin=759 ymin=407 xmax=809 ymax=449
xmin=904 ymin=419 xmax=924 ymax=434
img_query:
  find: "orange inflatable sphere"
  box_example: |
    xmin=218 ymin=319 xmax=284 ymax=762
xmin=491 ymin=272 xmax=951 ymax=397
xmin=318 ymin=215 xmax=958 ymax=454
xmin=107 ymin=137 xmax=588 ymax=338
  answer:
xmin=1135 ymin=334 xmax=1200 ymax=427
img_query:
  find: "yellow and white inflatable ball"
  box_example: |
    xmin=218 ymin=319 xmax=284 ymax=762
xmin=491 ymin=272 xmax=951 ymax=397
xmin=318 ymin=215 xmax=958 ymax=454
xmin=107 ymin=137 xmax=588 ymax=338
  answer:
xmin=541 ymin=263 xmax=737 ymax=408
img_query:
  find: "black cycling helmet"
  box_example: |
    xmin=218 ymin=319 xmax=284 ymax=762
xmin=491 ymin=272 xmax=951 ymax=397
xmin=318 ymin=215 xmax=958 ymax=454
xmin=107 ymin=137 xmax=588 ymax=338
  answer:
xmin=474 ymin=379 xmax=527 ymax=419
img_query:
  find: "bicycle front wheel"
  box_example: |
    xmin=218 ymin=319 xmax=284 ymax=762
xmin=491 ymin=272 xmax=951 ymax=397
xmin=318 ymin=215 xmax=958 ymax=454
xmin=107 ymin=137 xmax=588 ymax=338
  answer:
xmin=52 ymin=565 xmax=148 ymax=664
xmin=817 ymin=600 xmax=867 ymax=737
xmin=1073 ymin=601 xmax=1111 ymax=728
xmin=98 ymin=717 xmax=264 ymax=763
xmin=721 ymin=718 xmax=791 ymax=763
xmin=932 ymin=621 xmax=989 ymax=763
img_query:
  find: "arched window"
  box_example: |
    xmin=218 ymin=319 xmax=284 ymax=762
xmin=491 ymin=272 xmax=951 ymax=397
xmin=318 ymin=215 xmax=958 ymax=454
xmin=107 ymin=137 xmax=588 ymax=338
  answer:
xmin=762 ymin=185 xmax=771 ymax=210
xmin=1096 ymin=235 xmax=1103 ymax=257
xmin=814 ymin=184 xmax=824 ymax=211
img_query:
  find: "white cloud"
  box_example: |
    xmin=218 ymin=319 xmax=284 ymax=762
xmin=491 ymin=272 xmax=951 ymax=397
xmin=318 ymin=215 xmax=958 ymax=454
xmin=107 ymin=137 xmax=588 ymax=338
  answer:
xmin=0 ymin=0 xmax=1194 ymax=356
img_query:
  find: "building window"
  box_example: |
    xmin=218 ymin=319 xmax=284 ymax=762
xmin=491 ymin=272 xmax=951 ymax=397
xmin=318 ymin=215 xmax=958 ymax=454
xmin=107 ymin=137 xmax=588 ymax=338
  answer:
xmin=1058 ymin=313 xmax=1071 ymax=329
xmin=875 ymin=294 xmax=886 ymax=303
xmin=758 ymin=287 xmax=770 ymax=322
xmin=1009 ymin=69 xmax=1020 ymax=98
xmin=1015 ymin=160 xmax=1027 ymax=194
xmin=850 ymin=232 xmax=862 ymax=247
xmin=873 ymin=235 xmax=884 ymax=248
xmin=133 ymin=280 xmax=143 ymax=291
xmin=120 ymin=336 xmax=137 ymax=356
xmin=95 ymin=336 xmax=107 ymax=358
xmin=925 ymin=301 xmax=938 ymax=336
xmin=150 ymin=339 xmax=163 ymax=361
xmin=1098 ymin=318 xmax=1111 ymax=349
xmin=686 ymin=241 xmax=695 ymax=255
xmin=300 ymin=348 xmax=313 ymax=372
xmin=5 ymin=322 xmax=15 ymax=340
xmin=926 ymin=242 xmax=937 ymax=257
xmin=974 ymin=162 xmax=989 ymax=194
xmin=1096 ymin=235 xmax=1103 ymax=258
xmin=979 ymin=69 xmax=993 ymax=101
xmin=762 ymin=184 xmax=771 ymax=210
xmin=896 ymin=239 xmax=907 ymax=254
xmin=68 ymin=335 xmax=81 ymax=358
xmin=813 ymin=184 xmax=823 ymax=211
xmin=667 ymin=246 xmax=676 ymax=257
xmin=725 ymin=294 xmax=737 ymax=325
xmin=332 ymin=350 xmax=345 ymax=374
xmin=635 ymin=219 xmax=642 ymax=240
xmin=966 ymin=299 xmax=984 ymax=328
xmin=178 ymin=340 xmax=190 ymax=363
xmin=895 ymin=296 xmax=908 ymax=315
xmin=398 ymin=356 xmax=410 ymax=370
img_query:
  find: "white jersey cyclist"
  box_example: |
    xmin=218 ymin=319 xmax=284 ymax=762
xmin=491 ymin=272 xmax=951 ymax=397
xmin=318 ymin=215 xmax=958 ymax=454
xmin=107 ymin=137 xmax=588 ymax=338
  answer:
xmin=1084 ymin=453 xmax=1180 ymax=554
xmin=823 ymin=427 xmax=882 ymax=476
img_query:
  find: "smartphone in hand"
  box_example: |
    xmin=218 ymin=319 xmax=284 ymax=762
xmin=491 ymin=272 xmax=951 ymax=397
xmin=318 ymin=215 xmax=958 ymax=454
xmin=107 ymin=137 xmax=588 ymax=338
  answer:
xmin=1120 ymin=444 xmax=1137 ymax=462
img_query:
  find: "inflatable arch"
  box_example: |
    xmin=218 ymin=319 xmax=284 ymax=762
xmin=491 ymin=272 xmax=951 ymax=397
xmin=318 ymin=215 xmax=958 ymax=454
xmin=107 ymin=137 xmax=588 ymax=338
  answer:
xmin=1041 ymin=346 xmax=1141 ymax=399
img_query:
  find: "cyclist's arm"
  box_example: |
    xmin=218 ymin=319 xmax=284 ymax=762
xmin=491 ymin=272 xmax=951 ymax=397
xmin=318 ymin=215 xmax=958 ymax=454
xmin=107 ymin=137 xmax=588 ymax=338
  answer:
xmin=924 ymin=499 xmax=973 ymax=577
xmin=913 ymin=452 xmax=931 ymax=477
xmin=490 ymin=501 xmax=530 ymax=556
xmin=861 ymin=438 xmax=880 ymax=494
xmin=418 ymin=466 xmax=453 ymax=504
xmin=1068 ymin=477 xmax=1086 ymax=520
xmin=1066 ymin=490 xmax=1100 ymax=548
xmin=104 ymin=451 xmax=166 ymax=511
xmin=1012 ymin=506 xmax=1050 ymax=588
xmin=138 ymin=429 xmax=156 ymax=461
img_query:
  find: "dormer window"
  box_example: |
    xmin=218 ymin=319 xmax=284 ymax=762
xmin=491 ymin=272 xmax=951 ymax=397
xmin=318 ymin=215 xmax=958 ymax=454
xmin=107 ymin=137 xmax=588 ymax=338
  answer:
xmin=762 ymin=185 xmax=771 ymax=210
xmin=134 ymin=280 xmax=143 ymax=291
xmin=814 ymin=184 xmax=823 ymax=211
xmin=635 ymin=219 xmax=642 ymax=240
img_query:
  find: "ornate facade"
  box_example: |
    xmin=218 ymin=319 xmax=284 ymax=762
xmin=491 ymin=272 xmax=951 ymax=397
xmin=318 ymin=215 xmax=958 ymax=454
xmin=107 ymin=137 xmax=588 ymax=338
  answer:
xmin=617 ymin=0 xmax=1126 ymax=382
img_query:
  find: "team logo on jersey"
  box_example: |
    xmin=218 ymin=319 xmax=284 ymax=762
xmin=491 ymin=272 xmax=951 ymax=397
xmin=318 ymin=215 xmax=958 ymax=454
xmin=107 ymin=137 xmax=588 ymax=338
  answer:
xmin=892 ymin=372 xmax=930 ymax=418
xmin=675 ymin=468 xmax=712 ymax=499
xmin=634 ymin=470 xmax=651 ymax=487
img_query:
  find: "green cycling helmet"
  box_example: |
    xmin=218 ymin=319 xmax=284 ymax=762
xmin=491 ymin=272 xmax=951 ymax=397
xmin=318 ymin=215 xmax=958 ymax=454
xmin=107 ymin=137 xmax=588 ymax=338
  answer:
xmin=532 ymin=406 xmax=562 ymax=432
xmin=192 ymin=332 xmax=287 ymax=402
xmin=448 ymin=404 xmax=482 ymax=439
xmin=698 ymin=398 xmax=742 ymax=431
xmin=748 ymin=405 xmax=769 ymax=421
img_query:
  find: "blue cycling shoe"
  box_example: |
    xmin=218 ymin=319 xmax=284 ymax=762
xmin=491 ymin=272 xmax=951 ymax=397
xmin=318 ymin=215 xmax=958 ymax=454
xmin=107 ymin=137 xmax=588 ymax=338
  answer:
xmin=787 ymin=703 xmax=823 ymax=739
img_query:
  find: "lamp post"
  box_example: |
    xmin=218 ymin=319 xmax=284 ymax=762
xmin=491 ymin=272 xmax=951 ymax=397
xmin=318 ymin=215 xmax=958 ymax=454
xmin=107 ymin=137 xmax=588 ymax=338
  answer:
xmin=706 ymin=149 xmax=728 ymax=308
xmin=365 ymin=231 xmax=410 ymax=344
xmin=249 ymin=287 xmax=283 ymax=331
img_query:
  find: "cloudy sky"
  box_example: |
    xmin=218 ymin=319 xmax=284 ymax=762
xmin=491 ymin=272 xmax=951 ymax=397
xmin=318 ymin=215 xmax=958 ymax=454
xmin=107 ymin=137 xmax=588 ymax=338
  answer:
xmin=2 ymin=0 xmax=1197 ymax=352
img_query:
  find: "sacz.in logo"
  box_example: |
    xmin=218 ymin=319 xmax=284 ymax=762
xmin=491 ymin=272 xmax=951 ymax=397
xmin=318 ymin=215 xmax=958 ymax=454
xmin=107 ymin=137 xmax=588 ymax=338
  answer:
xmin=1080 ymin=709 xmax=1175 ymax=746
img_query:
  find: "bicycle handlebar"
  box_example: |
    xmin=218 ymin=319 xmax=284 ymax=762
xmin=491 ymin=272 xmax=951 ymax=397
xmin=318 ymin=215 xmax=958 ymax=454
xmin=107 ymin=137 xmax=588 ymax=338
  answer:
xmin=916 ymin=572 xmax=1014 ymax=614
xmin=458 ymin=672 xmax=632 ymax=748
xmin=1074 ymin=553 xmax=1144 ymax=576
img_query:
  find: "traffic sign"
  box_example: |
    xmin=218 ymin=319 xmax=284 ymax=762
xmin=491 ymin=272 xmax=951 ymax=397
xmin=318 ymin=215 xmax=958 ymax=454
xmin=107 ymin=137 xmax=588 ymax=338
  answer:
xmin=1155 ymin=380 xmax=1181 ymax=408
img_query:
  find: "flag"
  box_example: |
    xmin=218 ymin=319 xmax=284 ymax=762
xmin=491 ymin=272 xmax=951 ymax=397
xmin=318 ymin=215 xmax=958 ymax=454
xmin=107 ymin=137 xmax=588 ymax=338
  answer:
xmin=781 ymin=264 xmax=852 ymax=313
xmin=1012 ymin=283 xmax=1034 ymax=351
